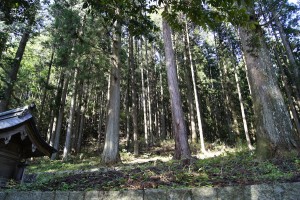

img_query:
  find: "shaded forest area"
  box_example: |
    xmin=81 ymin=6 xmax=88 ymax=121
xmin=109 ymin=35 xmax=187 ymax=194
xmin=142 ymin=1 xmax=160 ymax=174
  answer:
xmin=1 ymin=0 xmax=300 ymax=168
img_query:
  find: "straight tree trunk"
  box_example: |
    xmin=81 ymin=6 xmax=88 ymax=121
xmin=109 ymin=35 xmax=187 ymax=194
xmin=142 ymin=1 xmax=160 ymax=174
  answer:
xmin=76 ymin=82 xmax=89 ymax=153
xmin=39 ymin=49 xmax=55 ymax=125
xmin=185 ymin=20 xmax=206 ymax=153
xmin=141 ymin=62 xmax=149 ymax=146
xmin=51 ymin=73 xmax=71 ymax=160
xmin=125 ymin=43 xmax=131 ymax=150
xmin=238 ymin=13 xmax=299 ymax=159
xmin=272 ymin=46 xmax=300 ymax=135
xmin=97 ymin=91 xmax=104 ymax=151
xmin=47 ymin=109 xmax=55 ymax=143
xmin=73 ymin=79 xmax=84 ymax=152
xmin=0 ymin=21 xmax=33 ymax=112
xmin=101 ymin=19 xmax=121 ymax=164
xmin=145 ymin=44 xmax=153 ymax=145
xmin=273 ymin=13 xmax=300 ymax=92
xmin=162 ymin=15 xmax=191 ymax=160
xmin=159 ymin=64 xmax=167 ymax=140
xmin=140 ymin=39 xmax=149 ymax=146
xmin=233 ymin=62 xmax=253 ymax=150
xmin=130 ymin=35 xmax=139 ymax=156
xmin=62 ymin=69 xmax=78 ymax=161
xmin=183 ymin=28 xmax=197 ymax=144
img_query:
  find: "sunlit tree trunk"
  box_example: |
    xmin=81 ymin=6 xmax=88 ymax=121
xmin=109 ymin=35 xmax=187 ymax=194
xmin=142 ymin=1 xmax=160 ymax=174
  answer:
xmin=62 ymin=69 xmax=78 ymax=161
xmin=51 ymin=72 xmax=71 ymax=160
xmin=141 ymin=58 xmax=148 ymax=146
xmin=129 ymin=35 xmax=139 ymax=156
xmin=101 ymin=19 xmax=121 ymax=164
xmin=145 ymin=43 xmax=153 ymax=145
xmin=162 ymin=15 xmax=191 ymax=160
xmin=233 ymin=62 xmax=253 ymax=150
xmin=185 ymin=20 xmax=206 ymax=153
xmin=239 ymin=12 xmax=299 ymax=159
xmin=47 ymin=109 xmax=55 ymax=143
xmin=183 ymin=27 xmax=197 ymax=144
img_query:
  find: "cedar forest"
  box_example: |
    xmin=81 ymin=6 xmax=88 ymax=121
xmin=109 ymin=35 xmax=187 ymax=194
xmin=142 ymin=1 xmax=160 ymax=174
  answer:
xmin=0 ymin=0 xmax=300 ymax=177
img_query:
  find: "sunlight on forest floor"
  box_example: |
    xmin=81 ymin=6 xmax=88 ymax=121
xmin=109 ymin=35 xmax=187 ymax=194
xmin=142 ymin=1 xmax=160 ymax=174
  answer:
xmin=4 ymin=139 xmax=298 ymax=191
xmin=124 ymin=149 xmax=232 ymax=165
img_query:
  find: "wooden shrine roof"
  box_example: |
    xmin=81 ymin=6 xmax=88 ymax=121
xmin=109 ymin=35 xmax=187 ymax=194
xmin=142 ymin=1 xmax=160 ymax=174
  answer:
xmin=0 ymin=105 xmax=56 ymax=158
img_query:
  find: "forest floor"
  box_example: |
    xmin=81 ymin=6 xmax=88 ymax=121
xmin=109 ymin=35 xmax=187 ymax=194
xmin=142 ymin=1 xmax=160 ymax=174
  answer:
xmin=5 ymin=140 xmax=300 ymax=191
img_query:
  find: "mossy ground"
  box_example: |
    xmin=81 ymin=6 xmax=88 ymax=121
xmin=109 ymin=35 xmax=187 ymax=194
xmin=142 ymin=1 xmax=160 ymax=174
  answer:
xmin=4 ymin=140 xmax=300 ymax=191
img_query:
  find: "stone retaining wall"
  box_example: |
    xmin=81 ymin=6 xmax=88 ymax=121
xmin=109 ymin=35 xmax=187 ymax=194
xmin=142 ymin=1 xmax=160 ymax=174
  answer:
xmin=1 ymin=182 xmax=299 ymax=200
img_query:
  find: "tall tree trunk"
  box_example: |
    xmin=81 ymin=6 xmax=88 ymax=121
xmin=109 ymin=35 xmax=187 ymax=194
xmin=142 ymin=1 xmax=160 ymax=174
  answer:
xmin=125 ymin=43 xmax=131 ymax=150
xmin=273 ymin=13 xmax=300 ymax=92
xmin=76 ymin=82 xmax=89 ymax=153
xmin=185 ymin=20 xmax=206 ymax=153
xmin=159 ymin=64 xmax=167 ymax=140
xmin=0 ymin=22 xmax=33 ymax=111
xmin=162 ymin=15 xmax=191 ymax=160
xmin=97 ymin=91 xmax=104 ymax=151
xmin=51 ymin=72 xmax=71 ymax=160
xmin=238 ymin=14 xmax=299 ymax=159
xmin=272 ymin=46 xmax=300 ymax=135
xmin=101 ymin=19 xmax=121 ymax=165
xmin=47 ymin=109 xmax=55 ymax=143
xmin=183 ymin=27 xmax=197 ymax=144
xmin=39 ymin=49 xmax=55 ymax=126
xmin=233 ymin=62 xmax=253 ymax=150
xmin=141 ymin=57 xmax=149 ymax=146
xmin=72 ymin=79 xmax=84 ymax=152
xmin=145 ymin=42 xmax=153 ymax=145
xmin=62 ymin=69 xmax=78 ymax=161
xmin=130 ymin=35 xmax=139 ymax=156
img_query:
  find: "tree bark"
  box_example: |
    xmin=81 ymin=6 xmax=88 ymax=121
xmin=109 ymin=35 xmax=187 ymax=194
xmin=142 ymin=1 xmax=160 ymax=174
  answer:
xmin=183 ymin=26 xmax=197 ymax=144
xmin=130 ymin=35 xmax=139 ymax=156
xmin=239 ymin=17 xmax=299 ymax=159
xmin=0 ymin=22 xmax=33 ymax=112
xmin=101 ymin=19 xmax=121 ymax=165
xmin=273 ymin=13 xmax=300 ymax=92
xmin=51 ymin=72 xmax=71 ymax=160
xmin=159 ymin=64 xmax=167 ymax=140
xmin=162 ymin=16 xmax=191 ymax=160
xmin=39 ymin=49 xmax=55 ymax=126
xmin=62 ymin=69 xmax=78 ymax=161
xmin=76 ymin=82 xmax=89 ymax=153
xmin=141 ymin=54 xmax=149 ymax=146
xmin=233 ymin=62 xmax=254 ymax=150
xmin=185 ymin=20 xmax=206 ymax=153
xmin=145 ymin=41 xmax=153 ymax=145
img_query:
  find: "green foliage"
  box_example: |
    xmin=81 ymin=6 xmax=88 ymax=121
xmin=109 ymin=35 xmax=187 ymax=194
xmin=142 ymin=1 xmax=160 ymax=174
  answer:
xmin=27 ymin=155 xmax=101 ymax=173
xmin=6 ymin=149 xmax=300 ymax=191
xmin=0 ymin=0 xmax=39 ymax=24
xmin=160 ymin=0 xmax=250 ymax=31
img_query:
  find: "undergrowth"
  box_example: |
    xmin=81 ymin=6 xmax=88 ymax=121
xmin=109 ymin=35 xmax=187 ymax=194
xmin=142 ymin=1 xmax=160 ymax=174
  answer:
xmin=5 ymin=148 xmax=300 ymax=191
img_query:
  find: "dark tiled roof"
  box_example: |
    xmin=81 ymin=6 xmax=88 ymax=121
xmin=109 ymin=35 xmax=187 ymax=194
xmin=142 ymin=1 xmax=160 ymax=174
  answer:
xmin=0 ymin=105 xmax=56 ymax=158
